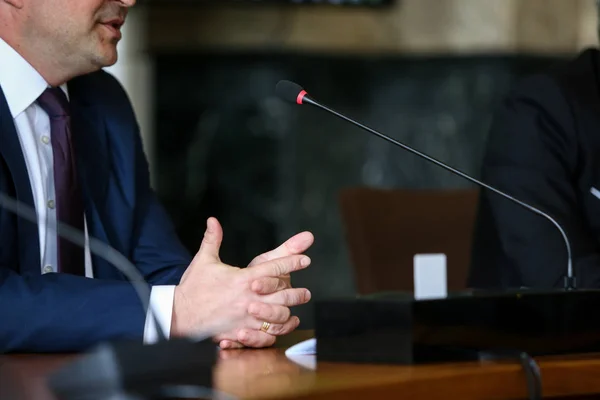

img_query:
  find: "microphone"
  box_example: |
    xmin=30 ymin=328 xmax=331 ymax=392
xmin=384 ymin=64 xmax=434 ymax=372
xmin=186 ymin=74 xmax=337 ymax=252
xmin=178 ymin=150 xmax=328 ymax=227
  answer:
xmin=275 ymin=79 xmax=575 ymax=291
xmin=0 ymin=192 xmax=219 ymax=399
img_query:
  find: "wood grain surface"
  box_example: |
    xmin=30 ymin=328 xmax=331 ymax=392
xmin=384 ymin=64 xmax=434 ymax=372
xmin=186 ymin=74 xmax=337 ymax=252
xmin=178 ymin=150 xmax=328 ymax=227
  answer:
xmin=1 ymin=330 xmax=600 ymax=400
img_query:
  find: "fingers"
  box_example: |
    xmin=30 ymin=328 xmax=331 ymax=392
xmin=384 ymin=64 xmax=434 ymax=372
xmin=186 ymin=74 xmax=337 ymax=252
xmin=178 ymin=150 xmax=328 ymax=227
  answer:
xmin=261 ymin=288 xmax=311 ymax=307
xmin=251 ymin=277 xmax=290 ymax=294
xmin=235 ymin=317 xmax=300 ymax=348
xmin=218 ymin=316 xmax=299 ymax=349
xmin=246 ymin=255 xmax=311 ymax=280
xmin=219 ymin=340 xmax=244 ymax=350
xmin=235 ymin=329 xmax=276 ymax=348
xmin=248 ymin=232 xmax=315 ymax=267
xmin=248 ymin=302 xmax=291 ymax=324
xmin=253 ymin=316 xmax=300 ymax=336
xmin=217 ymin=312 xmax=301 ymax=350
xmin=197 ymin=217 xmax=223 ymax=263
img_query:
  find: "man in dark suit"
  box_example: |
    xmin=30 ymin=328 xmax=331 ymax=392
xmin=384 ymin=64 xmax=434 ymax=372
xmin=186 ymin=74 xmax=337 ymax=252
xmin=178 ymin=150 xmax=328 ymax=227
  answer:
xmin=468 ymin=45 xmax=600 ymax=290
xmin=0 ymin=0 xmax=313 ymax=353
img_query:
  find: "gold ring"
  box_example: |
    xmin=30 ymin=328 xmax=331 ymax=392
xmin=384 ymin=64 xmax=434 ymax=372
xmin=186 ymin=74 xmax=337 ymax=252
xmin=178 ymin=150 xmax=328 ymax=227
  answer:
xmin=260 ymin=321 xmax=271 ymax=332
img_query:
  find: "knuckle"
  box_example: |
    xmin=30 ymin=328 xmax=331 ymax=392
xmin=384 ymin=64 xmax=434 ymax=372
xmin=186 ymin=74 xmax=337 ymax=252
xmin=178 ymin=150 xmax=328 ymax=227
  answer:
xmin=290 ymin=256 xmax=302 ymax=272
xmin=249 ymin=255 xmax=261 ymax=266
xmin=279 ymin=321 xmax=296 ymax=335
xmin=252 ymin=302 xmax=278 ymax=321
xmin=280 ymin=306 xmax=291 ymax=322
xmin=268 ymin=306 xmax=288 ymax=323
xmin=270 ymin=323 xmax=285 ymax=335
xmin=239 ymin=298 xmax=252 ymax=314
xmin=237 ymin=329 xmax=248 ymax=342
xmin=238 ymin=329 xmax=256 ymax=346
xmin=274 ymin=259 xmax=287 ymax=276
xmin=251 ymin=279 xmax=263 ymax=293
xmin=262 ymin=304 xmax=275 ymax=320
xmin=248 ymin=302 xmax=261 ymax=316
xmin=275 ymin=256 xmax=298 ymax=276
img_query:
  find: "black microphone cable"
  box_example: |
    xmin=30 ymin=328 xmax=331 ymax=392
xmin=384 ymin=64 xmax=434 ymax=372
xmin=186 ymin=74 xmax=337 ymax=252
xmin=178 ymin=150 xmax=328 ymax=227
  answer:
xmin=478 ymin=349 xmax=542 ymax=400
xmin=520 ymin=352 xmax=542 ymax=400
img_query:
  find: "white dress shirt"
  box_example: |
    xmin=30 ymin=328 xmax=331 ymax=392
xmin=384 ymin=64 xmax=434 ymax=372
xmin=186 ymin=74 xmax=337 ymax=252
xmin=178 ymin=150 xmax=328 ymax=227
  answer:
xmin=0 ymin=38 xmax=174 ymax=344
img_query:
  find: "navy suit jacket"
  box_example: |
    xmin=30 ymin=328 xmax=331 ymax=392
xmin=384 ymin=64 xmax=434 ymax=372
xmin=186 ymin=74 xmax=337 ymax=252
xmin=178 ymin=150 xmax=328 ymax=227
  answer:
xmin=0 ymin=70 xmax=191 ymax=353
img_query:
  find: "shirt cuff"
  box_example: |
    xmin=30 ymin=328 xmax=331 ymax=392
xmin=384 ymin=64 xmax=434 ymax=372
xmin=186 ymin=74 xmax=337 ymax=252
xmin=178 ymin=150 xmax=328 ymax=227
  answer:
xmin=143 ymin=285 xmax=176 ymax=344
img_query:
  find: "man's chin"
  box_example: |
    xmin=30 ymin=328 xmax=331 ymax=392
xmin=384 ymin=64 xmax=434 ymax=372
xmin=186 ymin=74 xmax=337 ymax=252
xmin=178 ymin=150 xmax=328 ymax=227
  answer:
xmin=93 ymin=47 xmax=119 ymax=69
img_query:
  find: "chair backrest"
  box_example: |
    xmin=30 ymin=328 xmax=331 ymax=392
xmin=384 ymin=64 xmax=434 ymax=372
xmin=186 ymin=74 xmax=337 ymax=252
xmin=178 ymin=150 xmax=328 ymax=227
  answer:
xmin=338 ymin=187 xmax=480 ymax=295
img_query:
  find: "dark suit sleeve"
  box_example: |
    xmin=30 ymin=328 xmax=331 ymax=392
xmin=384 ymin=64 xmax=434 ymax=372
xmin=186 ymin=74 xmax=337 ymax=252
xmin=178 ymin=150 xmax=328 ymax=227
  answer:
xmin=0 ymin=270 xmax=147 ymax=353
xmin=0 ymin=132 xmax=187 ymax=354
xmin=469 ymin=74 xmax=600 ymax=289
xmin=129 ymin=123 xmax=191 ymax=286
xmin=0 ymin=72 xmax=191 ymax=353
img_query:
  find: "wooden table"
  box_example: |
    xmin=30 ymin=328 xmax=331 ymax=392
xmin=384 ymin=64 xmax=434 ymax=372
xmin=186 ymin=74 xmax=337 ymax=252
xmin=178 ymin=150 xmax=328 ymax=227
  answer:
xmin=1 ymin=330 xmax=600 ymax=399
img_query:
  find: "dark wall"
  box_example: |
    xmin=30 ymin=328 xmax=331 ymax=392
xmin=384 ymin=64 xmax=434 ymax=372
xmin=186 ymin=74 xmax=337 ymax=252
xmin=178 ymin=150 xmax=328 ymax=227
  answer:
xmin=153 ymin=52 xmax=567 ymax=327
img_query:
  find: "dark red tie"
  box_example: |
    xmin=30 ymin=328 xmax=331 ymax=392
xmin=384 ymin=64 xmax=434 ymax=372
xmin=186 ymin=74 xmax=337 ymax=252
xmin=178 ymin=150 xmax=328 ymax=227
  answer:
xmin=37 ymin=88 xmax=85 ymax=276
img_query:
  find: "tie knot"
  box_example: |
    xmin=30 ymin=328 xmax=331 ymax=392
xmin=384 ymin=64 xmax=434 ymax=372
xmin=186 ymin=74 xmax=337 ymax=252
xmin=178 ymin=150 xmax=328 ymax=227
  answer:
xmin=37 ymin=87 xmax=70 ymax=118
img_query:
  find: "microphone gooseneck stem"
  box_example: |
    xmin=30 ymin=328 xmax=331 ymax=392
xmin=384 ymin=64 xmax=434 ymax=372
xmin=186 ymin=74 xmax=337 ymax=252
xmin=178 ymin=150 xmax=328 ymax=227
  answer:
xmin=303 ymin=96 xmax=575 ymax=290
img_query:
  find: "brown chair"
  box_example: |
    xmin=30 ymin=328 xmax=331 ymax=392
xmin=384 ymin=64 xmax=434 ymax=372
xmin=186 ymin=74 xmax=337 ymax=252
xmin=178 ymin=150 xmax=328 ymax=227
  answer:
xmin=339 ymin=187 xmax=480 ymax=295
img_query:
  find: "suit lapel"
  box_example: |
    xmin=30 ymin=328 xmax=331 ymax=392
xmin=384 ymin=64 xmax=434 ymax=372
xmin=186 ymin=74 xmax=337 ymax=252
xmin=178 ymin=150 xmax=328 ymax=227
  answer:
xmin=68 ymin=85 xmax=120 ymax=278
xmin=0 ymin=79 xmax=116 ymax=278
xmin=69 ymin=99 xmax=110 ymax=211
xmin=0 ymin=86 xmax=41 ymax=275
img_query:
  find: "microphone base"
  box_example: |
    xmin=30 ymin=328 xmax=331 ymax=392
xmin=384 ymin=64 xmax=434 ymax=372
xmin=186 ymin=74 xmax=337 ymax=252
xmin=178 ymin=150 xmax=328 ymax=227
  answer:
xmin=315 ymin=289 xmax=600 ymax=365
xmin=47 ymin=337 xmax=216 ymax=400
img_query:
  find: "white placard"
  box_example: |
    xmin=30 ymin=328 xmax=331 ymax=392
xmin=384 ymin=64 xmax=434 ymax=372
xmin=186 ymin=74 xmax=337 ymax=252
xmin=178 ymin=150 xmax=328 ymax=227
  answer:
xmin=414 ymin=254 xmax=447 ymax=300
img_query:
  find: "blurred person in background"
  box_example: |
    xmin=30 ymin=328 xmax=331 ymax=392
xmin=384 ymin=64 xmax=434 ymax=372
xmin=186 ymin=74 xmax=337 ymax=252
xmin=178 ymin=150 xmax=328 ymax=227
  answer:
xmin=469 ymin=1 xmax=600 ymax=290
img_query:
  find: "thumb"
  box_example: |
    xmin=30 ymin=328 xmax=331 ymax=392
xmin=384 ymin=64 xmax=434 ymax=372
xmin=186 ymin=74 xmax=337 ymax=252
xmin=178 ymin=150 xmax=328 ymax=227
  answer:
xmin=197 ymin=217 xmax=223 ymax=263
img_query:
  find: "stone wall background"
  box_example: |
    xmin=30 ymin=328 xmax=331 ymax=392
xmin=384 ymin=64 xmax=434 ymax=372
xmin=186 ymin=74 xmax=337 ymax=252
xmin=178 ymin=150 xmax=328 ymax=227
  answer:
xmin=105 ymin=0 xmax=600 ymax=326
xmin=147 ymin=0 xmax=598 ymax=55
xmin=153 ymin=53 xmax=567 ymax=326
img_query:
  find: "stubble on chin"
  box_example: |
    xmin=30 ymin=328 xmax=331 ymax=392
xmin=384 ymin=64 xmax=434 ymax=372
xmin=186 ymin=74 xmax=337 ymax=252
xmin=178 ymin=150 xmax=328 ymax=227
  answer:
xmin=87 ymin=28 xmax=120 ymax=70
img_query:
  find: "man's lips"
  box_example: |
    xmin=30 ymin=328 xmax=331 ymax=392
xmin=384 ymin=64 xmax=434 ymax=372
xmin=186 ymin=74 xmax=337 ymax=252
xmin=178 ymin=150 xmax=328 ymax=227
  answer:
xmin=99 ymin=19 xmax=124 ymax=39
xmin=101 ymin=18 xmax=124 ymax=30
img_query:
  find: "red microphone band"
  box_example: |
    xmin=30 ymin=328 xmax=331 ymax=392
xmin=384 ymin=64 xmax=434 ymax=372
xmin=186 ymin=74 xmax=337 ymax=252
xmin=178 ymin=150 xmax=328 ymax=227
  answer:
xmin=297 ymin=90 xmax=307 ymax=105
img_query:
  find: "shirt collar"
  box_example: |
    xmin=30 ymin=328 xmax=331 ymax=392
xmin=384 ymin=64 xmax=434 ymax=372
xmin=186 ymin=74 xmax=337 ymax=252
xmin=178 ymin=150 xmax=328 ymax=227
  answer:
xmin=0 ymin=37 xmax=69 ymax=118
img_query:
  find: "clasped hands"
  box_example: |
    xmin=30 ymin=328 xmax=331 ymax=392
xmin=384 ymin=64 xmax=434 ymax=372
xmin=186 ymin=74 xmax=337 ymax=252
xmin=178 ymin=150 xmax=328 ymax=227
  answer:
xmin=171 ymin=217 xmax=313 ymax=349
